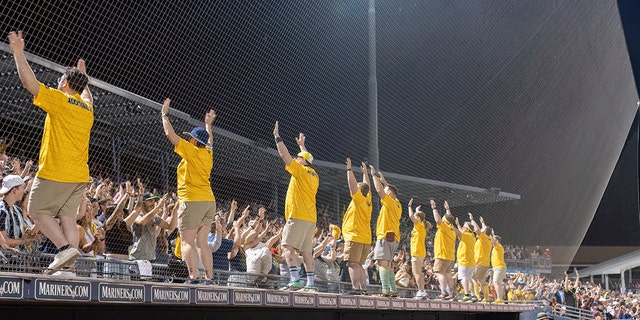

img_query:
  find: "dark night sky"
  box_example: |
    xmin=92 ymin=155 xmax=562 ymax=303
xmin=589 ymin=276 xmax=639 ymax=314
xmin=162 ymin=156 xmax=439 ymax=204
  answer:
xmin=2 ymin=0 xmax=640 ymax=263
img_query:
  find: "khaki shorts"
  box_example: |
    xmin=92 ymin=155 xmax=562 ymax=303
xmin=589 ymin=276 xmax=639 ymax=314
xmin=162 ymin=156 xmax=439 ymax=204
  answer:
xmin=372 ymin=238 xmax=399 ymax=261
xmin=472 ymin=265 xmax=490 ymax=282
xmin=411 ymin=255 xmax=425 ymax=262
xmin=177 ymin=201 xmax=216 ymax=230
xmin=282 ymin=218 xmax=316 ymax=253
xmin=343 ymin=241 xmax=370 ymax=265
xmin=433 ymin=258 xmax=454 ymax=274
xmin=492 ymin=267 xmax=507 ymax=284
xmin=28 ymin=177 xmax=87 ymax=218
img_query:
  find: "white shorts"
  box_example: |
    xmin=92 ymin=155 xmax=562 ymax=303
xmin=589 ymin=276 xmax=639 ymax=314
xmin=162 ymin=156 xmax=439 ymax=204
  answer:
xmin=457 ymin=266 xmax=474 ymax=281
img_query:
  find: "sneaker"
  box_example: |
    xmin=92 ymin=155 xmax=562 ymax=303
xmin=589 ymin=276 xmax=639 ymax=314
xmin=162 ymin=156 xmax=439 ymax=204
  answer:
xmin=493 ymin=299 xmax=504 ymax=304
xmin=201 ymin=279 xmax=214 ymax=285
xmin=388 ymin=291 xmax=398 ymax=298
xmin=184 ymin=279 xmax=200 ymax=285
xmin=471 ymin=295 xmax=478 ymax=302
xmin=297 ymin=285 xmax=317 ymax=293
xmin=373 ymin=291 xmax=391 ymax=297
xmin=443 ymin=294 xmax=454 ymax=300
xmin=438 ymin=292 xmax=448 ymax=300
xmin=462 ymin=294 xmax=472 ymax=302
xmin=280 ymin=280 xmax=304 ymax=291
xmin=45 ymin=247 xmax=79 ymax=275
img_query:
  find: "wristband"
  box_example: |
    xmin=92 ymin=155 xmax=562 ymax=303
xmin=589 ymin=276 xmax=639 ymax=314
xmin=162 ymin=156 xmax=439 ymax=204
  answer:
xmin=161 ymin=113 xmax=168 ymax=117
xmin=275 ymin=136 xmax=283 ymax=143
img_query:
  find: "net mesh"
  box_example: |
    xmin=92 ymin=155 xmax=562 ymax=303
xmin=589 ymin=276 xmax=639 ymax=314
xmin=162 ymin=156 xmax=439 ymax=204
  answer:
xmin=0 ymin=0 xmax=638 ymax=279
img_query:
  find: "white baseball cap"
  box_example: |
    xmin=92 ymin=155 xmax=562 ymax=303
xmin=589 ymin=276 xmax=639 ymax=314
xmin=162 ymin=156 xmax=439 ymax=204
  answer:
xmin=0 ymin=175 xmax=29 ymax=194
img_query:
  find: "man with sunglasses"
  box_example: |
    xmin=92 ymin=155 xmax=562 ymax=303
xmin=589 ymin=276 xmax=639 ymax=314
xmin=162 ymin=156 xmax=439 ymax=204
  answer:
xmin=7 ymin=30 xmax=93 ymax=274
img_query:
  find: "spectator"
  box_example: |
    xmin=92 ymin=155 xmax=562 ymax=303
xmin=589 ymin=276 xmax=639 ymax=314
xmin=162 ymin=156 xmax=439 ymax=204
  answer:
xmin=341 ymin=158 xmax=373 ymax=295
xmin=8 ymin=30 xmax=94 ymax=275
xmin=161 ymin=98 xmax=217 ymax=284
xmin=470 ymin=214 xmax=492 ymax=302
xmin=128 ymin=193 xmax=177 ymax=262
xmin=369 ymin=165 xmax=402 ymax=298
xmin=491 ymin=234 xmax=507 ymax=304
xmin=273 ymin=122 xmax=319 ymax=292
xmin=455 ymin=216 xmax=476 ymax=302
xmin=241 ymin=211 xmax=279 ymax=285
xmin=432 ymin=200 xmax=460 ymax=300
xmin=0 ymin=175 xmax=39 ymax=250
xmin=407 ymin=198 xmax=431 ymax=299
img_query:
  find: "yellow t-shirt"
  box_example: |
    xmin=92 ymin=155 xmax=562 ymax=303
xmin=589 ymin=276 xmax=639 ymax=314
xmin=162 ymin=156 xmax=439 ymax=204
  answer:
xmin=410 ymin=221 xmax=426 ymax=258
xmin=375 ymin=195 xmax=401 ymax=241
xmin=32 ymin=83 xmax=93 ymax=182
xmin=474 ymin=233 xmax=492 ymax=267
xmin=284 ymin=161 xmax=319 ymax=222
xmin=174 ymin=138 xmax=215 ymax=202
xmin=456 ymin=231 xmax=476 ymax=267
xmin=341 ymin=189 xmax=372 ymax=244
xmin=434 ymin=220 xmax=456 ymax=261
xmin=491 ymin=242 xmax=506 ymax=268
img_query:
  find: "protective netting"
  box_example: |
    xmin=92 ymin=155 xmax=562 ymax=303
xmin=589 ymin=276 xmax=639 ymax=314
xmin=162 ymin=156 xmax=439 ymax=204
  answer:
xmin=0 ymin=0 xmax=638 ymax=278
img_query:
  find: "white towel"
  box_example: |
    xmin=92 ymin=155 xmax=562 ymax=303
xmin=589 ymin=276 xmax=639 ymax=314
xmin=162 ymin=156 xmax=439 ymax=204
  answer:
xmin=136 ymin=260 xmax=153 ymax=279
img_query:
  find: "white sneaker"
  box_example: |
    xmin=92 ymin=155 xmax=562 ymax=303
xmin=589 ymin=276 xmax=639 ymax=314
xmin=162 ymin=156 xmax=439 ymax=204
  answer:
xmin=46 ymin=247 xmax=79 ymax=275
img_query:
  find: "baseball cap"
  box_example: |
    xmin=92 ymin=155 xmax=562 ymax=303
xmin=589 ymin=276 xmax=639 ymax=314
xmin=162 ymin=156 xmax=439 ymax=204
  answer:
xmin=0 ymin=174 xmax=29 ymax=194
xmin=141 ymin=192 xmax=160 ymax=201
xmin=296 ymin=151 xmax=314 ymax=165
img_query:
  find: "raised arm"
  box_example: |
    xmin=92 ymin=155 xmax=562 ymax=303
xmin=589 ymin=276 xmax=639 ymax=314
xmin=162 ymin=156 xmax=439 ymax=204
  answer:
xmin=295 ymin=132 xmax=308 ymax=153
xmin=273 ymin=121 xmax=293 ymax=166
xmin=75 ymin=59 xmax=92 ymax=105
xmin=161 ymin=98 xmax=180 ymax=146
xmin=407 ymin=198 xmax=418 ymax=224
xmin=469 ymin=212 xmax=481 ymax=236
xmin=346 ymin=158 xmax=358 ymax=195
xmin=7 ymin=31 xmax=39 ymax=96
xmin=453 ymin=217 xmax=463 ymax=239
xmin=431 ymin=200 xmax=442 ymax=225
xmin=361 ymin=161 xmax=370 ymax=188
xmin=204 ymin=109 xmax=216 ymax=146
xmin=369 ymin=165 xmax=386 ymax=199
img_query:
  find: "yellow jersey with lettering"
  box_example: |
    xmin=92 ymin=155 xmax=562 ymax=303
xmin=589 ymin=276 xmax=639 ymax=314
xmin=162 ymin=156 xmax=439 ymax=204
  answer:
xmin=375 ymin=195 xmax=401 ymax=241
xmin=491 ymin=242 xmax=506 ymax=268
xmin=32 ymin=83 xmax=93 ymax=182
xmin=174 ymin=138 xmax=215 ymax=202
xmin=284 ymin=161 xmax=319 ymax=222
xmin=456 ymin=231 xmax=476 ymax=267
xmin=410 ymin=221 xmax=426 ymax=258
xmin=434 ymin=220 xmax=456 ymax=261
xmin=474 ymin=233 xmax=492 ymax=267
xmin=341 ymin=189 xmax=372 ymax=244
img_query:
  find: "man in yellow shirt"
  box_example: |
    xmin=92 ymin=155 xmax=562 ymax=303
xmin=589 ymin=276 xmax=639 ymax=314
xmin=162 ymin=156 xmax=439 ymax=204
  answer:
xmin=370 ymin=165 xmax=401 ymax=297
xmin=341 ymin=158 xmax=372 ymax=295
xmin=469 ymin=213 xmax=493 ymax=302
xmin=432 ymin=200 xmax=461 ymax=300
xmin=161 ymin=98 xmax=216 ymax=285
xmin=273 ymin=121 xmax=319 ymax=292
xmin=454 ymin=217 xmax=476 ymax=302
xmin=491 ymin=234 xmax=507 ymax=303
xmin=8 ymin=30 xmax=93 ymax=274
